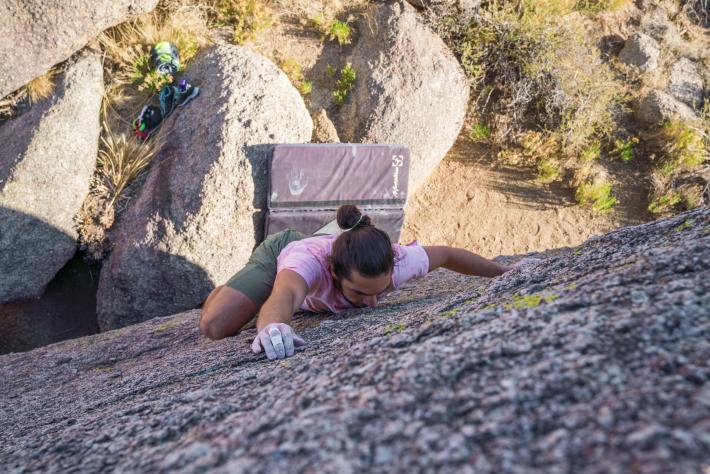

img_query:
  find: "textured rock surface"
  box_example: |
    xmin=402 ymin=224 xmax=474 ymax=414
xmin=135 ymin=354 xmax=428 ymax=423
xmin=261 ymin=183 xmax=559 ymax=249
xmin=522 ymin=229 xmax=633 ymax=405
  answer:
xmin=0 ymin=0 xmax=157 ymax=99
xmin=636 ymin=89 xmax=698 ymax=125
xmin=619 ymin=32 xmax=661 ymax=72
xmin=0 ymin=51 xmax=103 ymax=302
xmin=336 ymin=0 xmax=469 ymax=194
xmin=2 ymin=208 xmax=708 ymax=473
xmin=667 ymin=57 xmax=705 ymax=110
xmin=96 ymin=45 xmax=312 ymax=331
xmin=311 ymin=108 xmax=340 ymax=143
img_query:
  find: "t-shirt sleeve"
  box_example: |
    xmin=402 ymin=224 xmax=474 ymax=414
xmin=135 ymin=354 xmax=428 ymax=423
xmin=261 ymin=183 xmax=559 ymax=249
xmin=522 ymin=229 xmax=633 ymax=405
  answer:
xmin=392 ymin=241 xmax=430 ymax=289
xmin=276 ymin=248 xmax=322 ymax=290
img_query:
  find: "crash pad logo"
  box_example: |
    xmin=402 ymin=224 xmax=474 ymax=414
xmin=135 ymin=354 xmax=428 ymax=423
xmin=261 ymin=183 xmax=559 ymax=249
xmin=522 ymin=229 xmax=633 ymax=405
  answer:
xmin=392 ymin=154 xmax=404 ymax=198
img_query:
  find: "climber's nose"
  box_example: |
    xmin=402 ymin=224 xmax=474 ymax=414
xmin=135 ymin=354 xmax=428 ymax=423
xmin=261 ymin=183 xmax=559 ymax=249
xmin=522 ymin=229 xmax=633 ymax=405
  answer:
xmin=364 ymin=295 xmax=378 ymax=307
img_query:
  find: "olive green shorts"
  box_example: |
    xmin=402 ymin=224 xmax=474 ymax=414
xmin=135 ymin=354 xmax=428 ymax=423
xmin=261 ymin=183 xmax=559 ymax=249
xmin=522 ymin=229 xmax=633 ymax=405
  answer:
xmin=224 ymin=228 xmax=326 ymax=307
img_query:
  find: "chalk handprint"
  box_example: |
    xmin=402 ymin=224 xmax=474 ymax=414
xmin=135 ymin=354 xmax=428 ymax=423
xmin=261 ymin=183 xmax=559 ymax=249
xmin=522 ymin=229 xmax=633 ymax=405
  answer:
xmin=288 ymin=168 xmax=309 ymax=196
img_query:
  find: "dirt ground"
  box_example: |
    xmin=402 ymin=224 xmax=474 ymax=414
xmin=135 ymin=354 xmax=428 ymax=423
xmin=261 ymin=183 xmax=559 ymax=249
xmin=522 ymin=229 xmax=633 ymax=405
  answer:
xmin=399 ymin=138 xmax=638 ymax=257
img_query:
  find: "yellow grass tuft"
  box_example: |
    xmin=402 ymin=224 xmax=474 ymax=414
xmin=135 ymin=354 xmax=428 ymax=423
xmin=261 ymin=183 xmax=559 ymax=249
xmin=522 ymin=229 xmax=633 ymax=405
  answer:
xmin=26 ymin=69 xmax=57 ymax=104
xmin=95 ymin=120 xmax=163 ymax=208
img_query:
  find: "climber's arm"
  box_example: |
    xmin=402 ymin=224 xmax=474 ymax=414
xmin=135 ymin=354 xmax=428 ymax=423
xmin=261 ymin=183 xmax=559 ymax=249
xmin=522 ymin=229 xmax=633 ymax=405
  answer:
xmin=423 ymin=245 xmax=510 ymax=277
xmin=255 ymin=269 xmax=309 ymax=331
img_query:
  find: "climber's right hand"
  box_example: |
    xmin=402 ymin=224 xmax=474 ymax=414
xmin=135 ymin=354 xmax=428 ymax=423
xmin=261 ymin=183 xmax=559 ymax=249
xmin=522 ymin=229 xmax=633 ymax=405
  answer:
xmin=251 ymin=322 xmax=305 ymax=360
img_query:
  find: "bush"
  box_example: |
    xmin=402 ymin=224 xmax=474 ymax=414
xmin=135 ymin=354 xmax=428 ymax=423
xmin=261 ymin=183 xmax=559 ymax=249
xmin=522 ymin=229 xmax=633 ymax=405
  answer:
xmin=333 ymin=63 xmax=356 ymax=106
xmin=310 ymin=14 xmax=354 ymax=45
xmin=574 ymin=0 xmax=630 ymax=14
xmin=428 ymin=2 xmax=623 ymax=165
xmin=613 ymin=136 xmax=639 ymax=162
xmin=653 ymin=120 xmax=706 ymax=175
xmin=469 ymin=123 xmax=491 ymax=142
xmin=277 ymin=57 xmax=312 ymax=98
xmin=576 ymin=180 xmax=617 ymax=212
xmin=211 ymin=0 xmax=272 ymax=44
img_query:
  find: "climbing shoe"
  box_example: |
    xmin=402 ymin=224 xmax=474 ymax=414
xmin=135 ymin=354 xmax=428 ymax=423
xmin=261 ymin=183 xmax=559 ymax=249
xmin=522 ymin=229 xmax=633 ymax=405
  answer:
xmin=159 ymin=84 xmax=176 ymax=117
xmin=175 ymin=80 xmax=200 ymax=107
xmin=159 ymin=80 xmax=200 ymax=118
xmin=132 ymin=105 xmax=163 ymax=141
xmin=151 ymin=42 xmax=180 ymax=76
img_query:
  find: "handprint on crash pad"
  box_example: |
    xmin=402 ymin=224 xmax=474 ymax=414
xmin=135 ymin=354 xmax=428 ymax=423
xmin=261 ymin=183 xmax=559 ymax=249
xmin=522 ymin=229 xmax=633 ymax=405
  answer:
xmin=288 ymin=167 xmax=309 ymax=196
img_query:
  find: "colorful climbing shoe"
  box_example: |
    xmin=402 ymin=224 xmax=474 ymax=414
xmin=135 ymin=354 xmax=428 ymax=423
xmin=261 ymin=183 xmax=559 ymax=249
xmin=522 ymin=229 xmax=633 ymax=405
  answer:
xmin=132 ymin=105 xmax=163 ymax=140
xmin=159 ymin=80 xmax=200 ymax=118
xmin=159 ymin=84 xmax=176 ymax=118
xmin=175 ymin=80 xmax=200 ymax=107
xmin=151 ymin=42 xmax=180 ymax=76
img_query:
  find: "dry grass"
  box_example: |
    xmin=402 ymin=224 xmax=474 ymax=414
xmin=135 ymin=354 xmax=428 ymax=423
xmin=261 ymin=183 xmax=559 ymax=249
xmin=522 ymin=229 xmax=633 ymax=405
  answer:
xmin=0 ymin=69 xmax=57 ymax=119
xmin=26 ymin=69 xmax=57 ymax=104
xmin=208 ymin=0 xmax=273 ymax=44
xmin=99 ymin=3 xmax=211 ymax=111
xmin=94 ymin=119 xmax=163 ymax=208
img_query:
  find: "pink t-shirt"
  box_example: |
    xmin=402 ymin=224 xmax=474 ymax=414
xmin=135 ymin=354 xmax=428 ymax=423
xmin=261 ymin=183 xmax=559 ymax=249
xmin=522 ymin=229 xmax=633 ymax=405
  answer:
xmin=276 ymin=234 xmax=430 ymax=313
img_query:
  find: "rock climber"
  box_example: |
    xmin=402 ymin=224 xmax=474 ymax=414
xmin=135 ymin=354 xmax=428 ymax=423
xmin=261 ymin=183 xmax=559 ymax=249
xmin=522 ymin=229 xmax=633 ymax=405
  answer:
xmin=199 ymin=204 xmax=540 ymax=360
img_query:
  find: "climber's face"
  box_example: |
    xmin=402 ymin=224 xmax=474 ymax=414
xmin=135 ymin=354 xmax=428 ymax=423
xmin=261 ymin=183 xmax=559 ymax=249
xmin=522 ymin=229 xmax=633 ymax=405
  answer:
xmin=332 ymin=269 xmax=392 ymax=308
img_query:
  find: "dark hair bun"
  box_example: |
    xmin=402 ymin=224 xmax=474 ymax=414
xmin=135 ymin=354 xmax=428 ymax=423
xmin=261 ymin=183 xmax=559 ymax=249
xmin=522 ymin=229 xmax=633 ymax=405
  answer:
xmin=336 ymin=204 xmax=372 ymax=230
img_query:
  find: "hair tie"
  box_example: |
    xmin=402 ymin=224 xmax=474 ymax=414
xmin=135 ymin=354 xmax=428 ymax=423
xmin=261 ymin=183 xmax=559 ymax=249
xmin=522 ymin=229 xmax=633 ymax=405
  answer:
xmin=346 ymin=214 xmax=364 ymax=231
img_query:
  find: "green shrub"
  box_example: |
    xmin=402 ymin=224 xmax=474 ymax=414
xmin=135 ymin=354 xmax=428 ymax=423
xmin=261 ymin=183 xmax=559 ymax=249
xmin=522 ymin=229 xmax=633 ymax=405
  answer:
xmin=299 ymin=80 xmax=313 ymax=96
xmin=581 ymin=143 xmax=601 ymax=161
xmin=576 ymin=180 xmax=617 ymax=212
xmin=278 ymin=57 xmax=312 ymax=98
xmin=469 ymin=123 xmax=491 ymax=142
xmin=536 ymin=157 xmax=562 ymax=183
xmin=648 ymin=191 xmax=682 ymax=214
xmin=333 ymin=63 xmax=356 ymax=106
xmin=310 ymin=14 xmax=353 ymax=45
xmin=213 ymin=0 xmax=272 ymax=44
xmin=613 ymin=137 xmax=639 ymax=162
xmin=655 ymin=120 xmax=706 ymax=175
xmin=462 ymin=4 xmax=621 ymax=150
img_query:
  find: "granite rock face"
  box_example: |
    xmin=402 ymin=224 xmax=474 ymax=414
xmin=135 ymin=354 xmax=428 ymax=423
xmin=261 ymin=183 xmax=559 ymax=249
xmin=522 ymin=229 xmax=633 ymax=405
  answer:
xmin=1 ymin=208 xmax=708 ymax=473
xmin=336 ymin=0 xmax=469 ymax=194
xmin=0 ymin=0 xmax=158 ymax=99
xmin=0 ymin=50 xmax=103 ymax=303
xmin=96 ymin=45 xmax=313 ymax=331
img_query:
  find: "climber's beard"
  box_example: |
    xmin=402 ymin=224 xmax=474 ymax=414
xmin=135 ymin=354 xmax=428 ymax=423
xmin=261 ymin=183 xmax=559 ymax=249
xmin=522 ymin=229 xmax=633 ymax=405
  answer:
xmin=332 ymin=276 xmax=366 ymax=308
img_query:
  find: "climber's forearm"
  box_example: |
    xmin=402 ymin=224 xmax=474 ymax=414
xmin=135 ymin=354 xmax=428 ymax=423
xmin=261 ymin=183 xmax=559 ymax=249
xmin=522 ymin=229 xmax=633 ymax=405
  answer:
xmin=256 ymin=293 xmax=294 ymax=332
xmin=442 ymin=246 xmax=510 ymax=277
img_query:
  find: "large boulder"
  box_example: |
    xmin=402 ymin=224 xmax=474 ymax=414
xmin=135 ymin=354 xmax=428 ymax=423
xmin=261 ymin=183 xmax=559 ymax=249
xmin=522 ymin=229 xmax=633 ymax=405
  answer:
xmin=0 ymin=50 xmax=103 ymax=303
xmin=667 ymin=57 xmax=704 ymax=110
xmin=0 ymin=0 xmax=158 ymax=99
xmin=1 ymin=208 xmax=708 ymax=472
xmin=636 ymin=89 xmax=698 ymax=125
xmin=619 ymin=32 xmax=661 ymax=72
xmin=336 ymin=0 xmax=469 ymax=194
xmin=96 ymin=45 xmax=313 ymax=331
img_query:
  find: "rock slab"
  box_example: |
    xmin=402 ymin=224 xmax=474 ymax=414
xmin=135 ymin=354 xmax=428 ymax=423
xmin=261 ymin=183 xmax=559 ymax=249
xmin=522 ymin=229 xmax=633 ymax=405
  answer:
xmin=0 ymin=0 xmax=158 ymax=98
xmin=1 ymin=208 xmax=708 ymax=473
